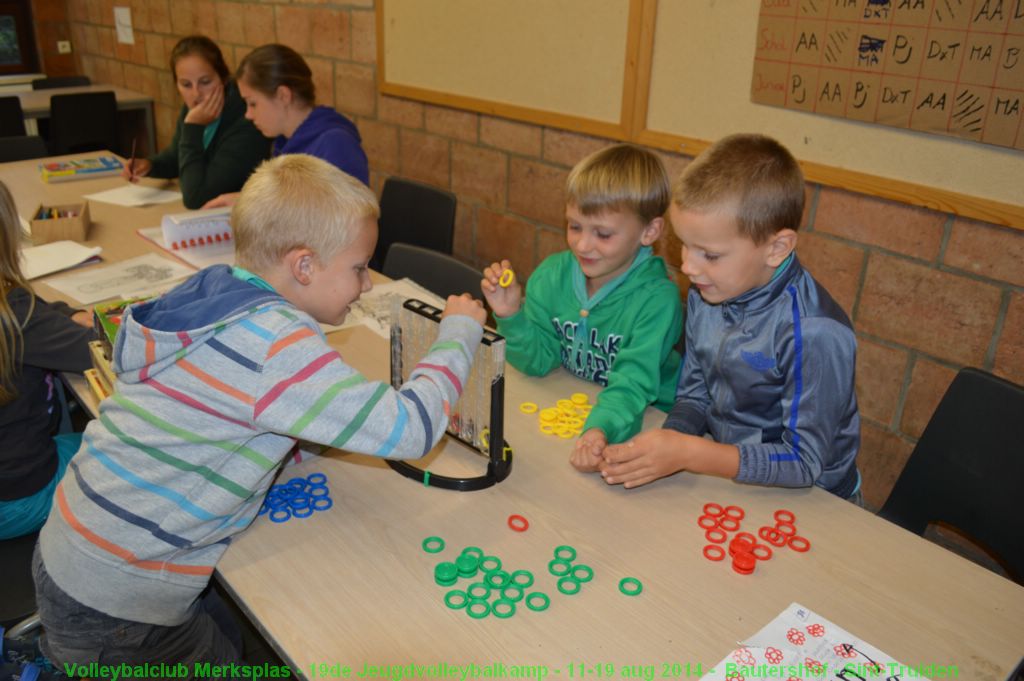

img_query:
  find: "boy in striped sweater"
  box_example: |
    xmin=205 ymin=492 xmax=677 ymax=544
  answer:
xmin=33 ymin=154 xmax=487 ymax=669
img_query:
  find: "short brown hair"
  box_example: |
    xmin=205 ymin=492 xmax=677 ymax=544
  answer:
xmin=566 ymin=144 xmax=669 ymax=225
xmin=236 ymin=44 xmax=315 ymax=106
xmin=233 ymin=155 xmax=379 ymax=273
xmin=170 ymin=36 xmax=230 ymax=82
xmin=673 ymin=133 xmax=804 ymax=243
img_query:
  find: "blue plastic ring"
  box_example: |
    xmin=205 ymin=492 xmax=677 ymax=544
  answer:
xmin=289 ymin=494 xmax=312 ymax=509
xmin=313 ymin=496 xmax=333 ymax=511
xmin=287 ymin=477 xmax=307 ymax=488
xmin=269 ymin=508 xmax=291 ymax=523
xmin=257 ymin=504 xmax=269 ymax=516
xmin=308 ymin=485 xmax=330 ymax=497
xmin=291 ymin=505 xmax=314 ymax=518
xmin=266 ymin=495 xmax=288 ymax=508
xmin=307 ymin=473 xmax=327 ymax=485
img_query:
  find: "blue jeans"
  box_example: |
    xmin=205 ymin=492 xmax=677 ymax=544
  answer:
xmin=32 ymin=547 xmax=243 ymax=679
xmin=0 ymin=433 xmax=81 ymax=541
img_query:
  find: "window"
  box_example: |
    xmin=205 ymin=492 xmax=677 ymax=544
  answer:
xmin=0 ymin=1 xmax=39 ymax=75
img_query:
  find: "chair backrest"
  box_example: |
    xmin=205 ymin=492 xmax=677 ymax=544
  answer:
xmin=48 ymin=91 xmax=119 ymax=156
xmin=383 ymin=243 xmax=482 ymax=301
xmin=0 ymin=531 xmax=39 ymax=630
xmin=879 ymin=367 xmax=1024 ymax=581
xmin=0 ymin=135 xmax=49 ymax=163
xmin=372 ymin=177 xmax=457 ymax=271
xmin=0 ymin=96 xmax=26 ymax=137
xmin=31 ymin=75 xmax=91 ymax=90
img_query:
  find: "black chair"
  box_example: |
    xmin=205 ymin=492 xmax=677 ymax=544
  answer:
xmin=48 ymin=91 xmax=119 ymax=155
xmin=31 ymin=75 xmax=91 ymax=90
xmin=383 ymin=243 xmax=482 ymax=301
xmin=0 ymin=531 xmax=40 ymax=633
xmin=372 ymin=177 xmax=457 ymax=271
xmin=0 ymin=96 xmax=27 ymax=137
xmin=0 ymin=135 xmax=49 ymax=163
xmin=879 ymin=367 xmax=1024 ymax=583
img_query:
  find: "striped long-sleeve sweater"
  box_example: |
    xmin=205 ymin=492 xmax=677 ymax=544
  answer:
xmin=39 ymin=265 xmax=483 ymax=625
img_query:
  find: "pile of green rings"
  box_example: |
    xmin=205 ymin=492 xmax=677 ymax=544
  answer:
xmin=548 ymin=545 xmax=594 ymax=596
xmin=423 ymin=537 xmax=551 ymax=619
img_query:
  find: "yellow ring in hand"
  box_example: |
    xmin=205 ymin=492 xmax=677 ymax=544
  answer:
xmin=499 ymin=269 xmax=515 ymax=288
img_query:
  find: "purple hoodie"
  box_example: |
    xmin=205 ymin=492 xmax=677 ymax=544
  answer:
xmin=273 ymin=106 xmax=369 ymax=184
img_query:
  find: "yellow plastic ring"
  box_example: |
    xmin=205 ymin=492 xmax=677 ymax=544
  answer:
xmin=540 ymin=423 xmax=557 ymax=434
xmin=481 ymin=428 xmax=490 ymax=448
xmin=570 ymin=393 xmax=589 ymax=405
xmin=556 ymin=428 xmax=575 ymax=439
xmin=539 ymin=408 xmax=559 ymax=422
xmin=556 ymin=399 xmax=575 ymax=411
xmin=499 ymin=269 xmax=515 ymax=288
xmin=564 ymin=417 xmax=583 ymax=428
xmin=519 ymin=402 xmax=538 ymax=414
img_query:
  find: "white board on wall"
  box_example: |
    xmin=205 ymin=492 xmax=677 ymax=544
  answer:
xmin=645 ymin=0 xmax=1023 ymax=210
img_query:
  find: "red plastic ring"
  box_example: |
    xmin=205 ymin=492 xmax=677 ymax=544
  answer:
xmin=775 ymin=521 xmax=797 ymax=536
xmin=774 ymin=509 xmax=796 ymax=524
xmin=703 ymin=502 xmax=725 ymax=517
xmin=788 ymin=535 xmax=811 ymax=552
xmin=728 ymin=537 xmax=754 ymax=557
xmin=703 ymin=545 xmax=726 ymax=561
xmin=705 ymin=528 xmax=727 ymax=544
xmin=697 ymin=514 xmax=719 ymax=530
xmin=731 ymin=552 xmax=756 ymax=574
xmin=507 ymin=514 xmax=529 ymax=532
xmin=723 ymin=505 xmax=745 ymax=520
xmin=734 ymin=531 xmax=757 ymax=545
xmin=718 ymin=516 xmax=740 ymax=532
xmin=759 ymin=526 xmax=787 ymax=547
xmin=751 ymin=543 xmax=773 ymax=561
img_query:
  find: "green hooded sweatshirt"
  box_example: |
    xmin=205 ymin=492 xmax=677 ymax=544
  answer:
xmin=496 ymin=248 xmax=683 ymax=443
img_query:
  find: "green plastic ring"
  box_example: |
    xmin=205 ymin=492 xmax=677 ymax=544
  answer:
xmin=510 ymin=569 xmax=534 ymax=588
xmin=548 ymin=558 xmax=572 ymax=576
xmin=619 ymin=577 xmax=643 ymax=596
xmin=525 ymin=592 xmax=550 ymax=611
xmin=466 ymin=598 xmax=490 ymax=619
xmin=492 ymin=598 xmax=516 ymax=619
xmin=444 ymin=589 xmax=468 ymax=609
xmin=557 ymin=576 xmax=582 ymax=595
xmin=460 ymin=546 xmax=484 ymax=559
xmin=467 ymin=582 xmax=491 ymax=600
xmin=554 ymin=545 xmax=577 ymax=562
xmin=480 ymin=555 xmax=502 ymax=572
xmin=501 ymin=584 xmax=524 ymax=602
xmin=422 ymin=536 xmax=445 ymax=553
xmin=572 ymin=564 xmax=594 ymax=583
xmin=455 ymin=553 xmax=480 ymax=577
xmin=485 ymin=569 xmax=511 ymax=588
xmin=435 ymin=561 xmax=458 ymax=581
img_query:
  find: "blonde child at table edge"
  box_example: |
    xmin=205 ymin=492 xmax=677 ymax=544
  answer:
xmin=602 ymin=133 xmax=862 ymax=503
xmin=33 ymin=154 xmax=487 ymax=667
xmin=0 ymin=179 xmax=95 ymax=541
xmin=481 ymin=143 xmax=683 ymax=473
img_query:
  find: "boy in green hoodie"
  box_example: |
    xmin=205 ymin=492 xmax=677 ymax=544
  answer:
xmin=482 ymin=144 xmax=683 ymax=473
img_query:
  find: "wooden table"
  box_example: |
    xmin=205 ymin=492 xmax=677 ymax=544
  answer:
xmin=14 ymin=84 xmax=157 ymax=156
xmin=5 ymin=156 xmax=1023 ymax=681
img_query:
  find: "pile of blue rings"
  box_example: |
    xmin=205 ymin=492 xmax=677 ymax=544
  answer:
xmin=258 ymin=473 xmax=333 ymax=523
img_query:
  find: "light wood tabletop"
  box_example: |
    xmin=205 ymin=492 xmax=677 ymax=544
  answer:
xmin=4 ymin=156 xmax=1023 ymax=681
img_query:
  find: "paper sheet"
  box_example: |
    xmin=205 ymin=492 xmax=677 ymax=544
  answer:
xmin=322 ymin=277 xmax=445 ymax=338
xmin=137 ymin=226 xmax=235 ymax=271
xmin=84 ymin=184 xmax=182 ymax=207
xmin=701 ymin=602 xmax=933 ymax=680
xmin=19 ymin=240 xmax=103 ymax=280
xmin=46 ymin=252 xmax=195 ymax=305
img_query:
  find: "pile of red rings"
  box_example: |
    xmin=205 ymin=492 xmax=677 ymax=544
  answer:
xmin=698 ymin=503 xmax=810 ymax=575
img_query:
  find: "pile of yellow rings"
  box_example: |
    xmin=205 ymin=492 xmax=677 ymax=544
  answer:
xmin=518 ymin=392 xmax=591 ymax=439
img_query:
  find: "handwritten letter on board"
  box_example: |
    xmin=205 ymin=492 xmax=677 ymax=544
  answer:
xmin=751 ymin=0 xmax=1024 ymax=150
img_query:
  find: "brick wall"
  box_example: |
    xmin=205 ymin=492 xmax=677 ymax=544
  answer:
xmin=58 ymin=0 xmax=1023 ymax=510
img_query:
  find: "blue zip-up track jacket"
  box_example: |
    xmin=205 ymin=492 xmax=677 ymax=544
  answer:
xmin=664 ymin=256 xmax=860 ymax=497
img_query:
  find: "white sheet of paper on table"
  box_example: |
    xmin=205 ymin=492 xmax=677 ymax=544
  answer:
xmin=46 ymin=252 xmax=195 ymax=305
xmin=321 ymin=277 xmax=445 ymax=338
xmin=84 ymin=184 xmax=182 ymax=207
xmin=701 ymin=602 xmax=929 ymax=680
xmin=137 ymin=226 xmax=235 ymax=271
xmin=19 ymin=240 xmax=103 ymax=280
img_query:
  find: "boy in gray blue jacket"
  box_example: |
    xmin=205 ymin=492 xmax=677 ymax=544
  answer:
xmin=601 ymin=134 xmax=861 ymax=500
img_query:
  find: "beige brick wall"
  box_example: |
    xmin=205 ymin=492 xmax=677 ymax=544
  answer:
xmin=57 ymin=0 xmax=1023 ymax=510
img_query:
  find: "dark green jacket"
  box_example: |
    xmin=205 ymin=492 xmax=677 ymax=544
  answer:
xmin=148 ymin=81 xmax=269 ymax=208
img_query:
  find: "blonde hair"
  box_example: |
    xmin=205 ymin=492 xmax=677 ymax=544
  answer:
xmin=0 ymin=180 xmax=34 ymax=404
xmin=232 ymin=154 xmax=379 ymax=273
xmin=673 ymin=133 xmax=804 ymax=244
xmin=566 ymin=144 xmax=669 ymax=225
